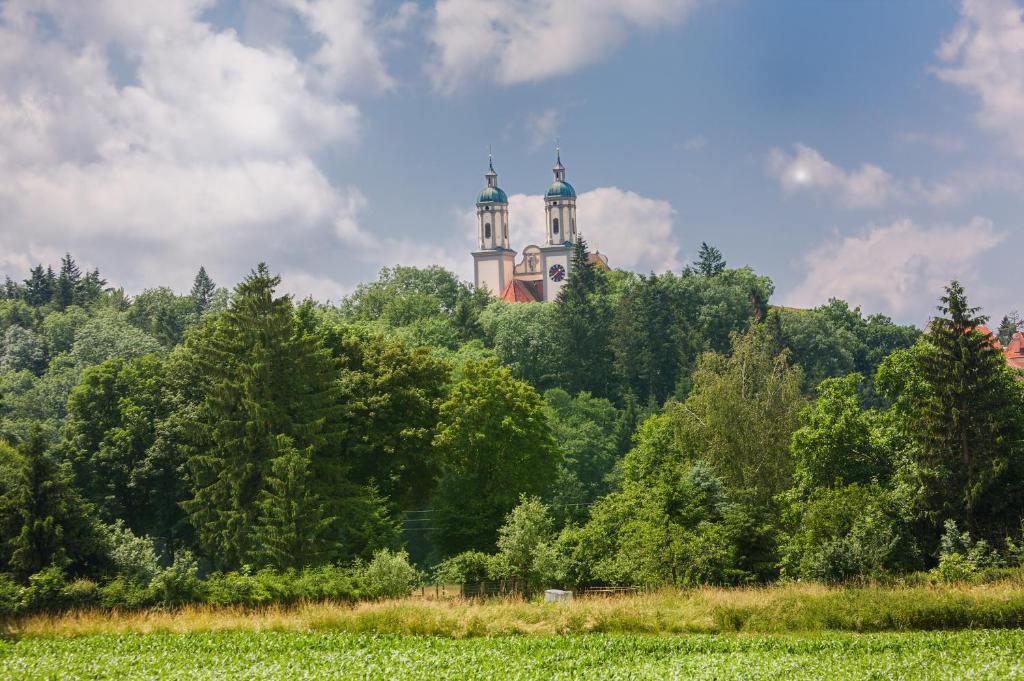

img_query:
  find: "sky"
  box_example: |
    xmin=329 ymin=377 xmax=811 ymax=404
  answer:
xmin=0 ymin=0 xmax=1022 ymax=326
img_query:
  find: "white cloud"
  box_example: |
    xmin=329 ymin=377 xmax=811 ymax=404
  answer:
xmin=426 ymin=0 xmax=699 ymax=93
xmin=934 ymin=0 xmax=1024 ymax=156
xmin=785 ymin=217 xmax=1006 ymax=321
xmin=0 ymin=0 xmax=397 ymax=298
xmin=765 ymin=144 xmax=997 ymax=208
xmin=278 ymin=0 xmax=397 ymax=94
xmin=505 ymin=188 xmax=681 ymax=272
xmin=767 ymin=144 xmax=900 ymax=208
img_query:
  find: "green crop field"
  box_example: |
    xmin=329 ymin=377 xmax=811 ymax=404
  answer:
xmin=1 ymin=630 xmax=1022 ymax=680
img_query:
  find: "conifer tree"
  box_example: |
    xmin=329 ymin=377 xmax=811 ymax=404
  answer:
xmin=23 ymin=265 xmax=52 ymax=307
xmin=253 ymin=435 xmax=337 ymax=569
xmin=914 ymin=281 xmax=1024 ymax=537
xmin=183 ymin=264 xmax=346 ymax=569
xmin=997 ymin=311 xmax=1022 ymax=346
xmin=555 ymin=235 xmax=613 ymax=397
xmin=190 ymin=266 xmax=217 ymax=313
xmin=77 ymin=268 xmax=107 ymax=305
xmin=55 ymin=253 xmax=81 ymax=310
xmin=692 ymin=242 xmax=726 ymax=277
xmin=2 ymin=276 xmax=20 ymax=300
xmin=0 ymin=428 xmax=107 ymax=580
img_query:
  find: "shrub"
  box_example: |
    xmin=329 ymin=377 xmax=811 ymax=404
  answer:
xmin=150 ymin=550 xmax=204 ymax=606
xmin=107 ymin=522 xmax=160 ymax=586
xmin=0 ymin=574 xmax=21 ymax=617
xmin=931 ymin=520 xmax=999 ymax=583
xmin=22 ymin=566 xmax=69 ymax=612
xmin=359 ymin=549 xmax=420 ymax=599
xmin=781 ymin=483 xmax=919 ymax=583
xmin=433 ymin=551 xmax=491 ymax=585
xmin=99 ymin=576 xmax=154 ymax=610
xmin=292 ymin=565 xmax=357 ymax=602
xmin=62 ymin=579 xmax=100 ymax=609
xmin=204 ymin=570 xmax=273 ymax=608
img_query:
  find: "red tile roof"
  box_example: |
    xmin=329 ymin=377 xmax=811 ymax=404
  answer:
xmin=500 ymin=279 xmax=539 ymax=303
xmin=1006 ymin=332 xmax=1024 ymax=370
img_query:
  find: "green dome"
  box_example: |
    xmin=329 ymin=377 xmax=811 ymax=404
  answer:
xmin=546 ymin=180 xmax=577 ymax=199
xmin=477 ymin=186 xmax=508 ymax=203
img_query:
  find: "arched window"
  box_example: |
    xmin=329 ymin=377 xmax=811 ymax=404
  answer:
xmin=553 ymin=218 xmax=559 ymax=234
xmin=504 ymin=222 xmax=508 ymax=239
xmin=485 ymin=223 xmax=491 ymax=239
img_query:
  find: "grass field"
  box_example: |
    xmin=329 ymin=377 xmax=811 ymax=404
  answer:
xmin=1 ymin=629 xmax=1023 ymax=679
xmin=12 ymin=579 xmax=1024 ymax=637
xmin=7 ymin=582 xmax=1024 ymax=679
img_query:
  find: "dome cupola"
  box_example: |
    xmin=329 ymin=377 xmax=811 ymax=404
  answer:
xmin=477 ymin=156 xmax=509 ymax=204
xmin=545 ymin=148 xmax=576 ymax=198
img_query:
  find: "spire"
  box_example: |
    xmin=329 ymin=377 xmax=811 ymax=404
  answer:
xmin=553 ymin=142 xmax=565 ymax=181
xmin=485 ymin=146 xmax=497 ymax=187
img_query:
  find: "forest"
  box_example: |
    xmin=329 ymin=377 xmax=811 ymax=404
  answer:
xmin=0 ymin=241 xmax=1022 ymax=611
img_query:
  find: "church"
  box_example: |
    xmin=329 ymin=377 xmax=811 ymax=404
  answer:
xmin=471 ymin=151 xmax=609 ymax=303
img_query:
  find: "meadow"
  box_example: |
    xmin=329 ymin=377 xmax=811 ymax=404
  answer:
xmin=4 ymin=582 xmax=1024 ymax=679
xmin=1 ymin=630 xmax=1023 ymax=680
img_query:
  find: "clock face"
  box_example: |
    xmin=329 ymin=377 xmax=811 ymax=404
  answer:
xmin=549 ymin=264 xmax=566 ymax=282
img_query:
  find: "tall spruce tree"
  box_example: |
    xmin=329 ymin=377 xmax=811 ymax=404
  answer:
xmin=0 ymin=428 xmax=108 ymax=580
xmin=253 ymin=435 xmax=337 ymax=569
xmin=190 ymin=266 xmax=217 ymax=313
xmin=555 ymin=236 xmax=613 ymax=397
xmin=183 ymin=264 xmax=346 ymax=569
xmin=611 ymin=273 xmax=679 ymax=405
xmin=55 ymin=253 xmax=82 ymax=310
xmin=914 ymin=281 xmax=1024 ymax=537
xmin=2 ymin=276 xmax=20 ymax=300
xmin=693 ymin=242 xmax=726 ymax=276
xmin=78 ymin=268 xmax=107 ymax=305
xmin=997 ymin=311 xmax=1022 ymax=346
xmin=23 ymin=265 xmax=52 ymax=307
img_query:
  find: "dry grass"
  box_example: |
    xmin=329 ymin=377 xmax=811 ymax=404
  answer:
xmin=12 ymin=578 xmax=1024 ymax=639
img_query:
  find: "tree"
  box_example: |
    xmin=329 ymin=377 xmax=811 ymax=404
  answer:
xmin=23 ymin=266 xmax=52 ymax=307
xmin=183 ymin=264 xmax=348 ymax=569
xmin=190 ymin=266 xmax=217 ymax=313
xmin=432 ymin=359 xmax=559 ymax=556
xmin=779 ymin=482 xmax=919 ymax=582
xmin=332 ymin=329 xmax=449 ymax=507
xmin=690 ymin=242 xmax=726 ymax=277
xmin=55 ymin=253 xmax=82 ymax=310
xmin=772 ymin=300 xmax=919 ymax=398
xmin=0 ymin=326 xmax=47 ymax=375
xmin=77 ymin=269 xmax=107 ymax=306
xmin=543 ymin=388 xmax=620 ymax=521
xmin=253 ymin=435 xmax=337 ymax=569
xmin=0 ymin=428 xmax=108 ymax=580
xmin=127 ymin=287 xmax=196 ymax=346
xmin=2 ymin=277 xmax=21 ymax=301
xmin=63 ymin=354 xmax=188 ymax=547
xmin=674 ymin=328 xmax=805 ymax=503
xmin=997 ymin=311 xmax=1022 ymax=346
xmin=555 ymin=236 xmax=613 ymax=397
xmin=478 ymin=301 xmax=562 ymax=390
xmin=899 ymin=282 xmax=1024 ymax=538
xmin=493 ymin=496 xmax=556 ymax=589
xmin=790 ymin=374 xmax=890 ymax=491
xmin=612 ymin=273 xmax=680 ymax=405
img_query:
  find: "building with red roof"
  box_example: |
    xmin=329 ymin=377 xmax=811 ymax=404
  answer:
xmin=1006 ymin=331 xmax=1024 ymax=370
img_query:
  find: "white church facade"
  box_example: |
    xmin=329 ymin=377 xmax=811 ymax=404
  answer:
xmin=471 ymin=152 xmax=608 ymax=303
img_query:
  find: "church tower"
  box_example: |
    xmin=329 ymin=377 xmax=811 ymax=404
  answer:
xmin=472 ymin=155 xmax=516 ymax=296
xmin=539 ymin=148 xmax=576 ymax=301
